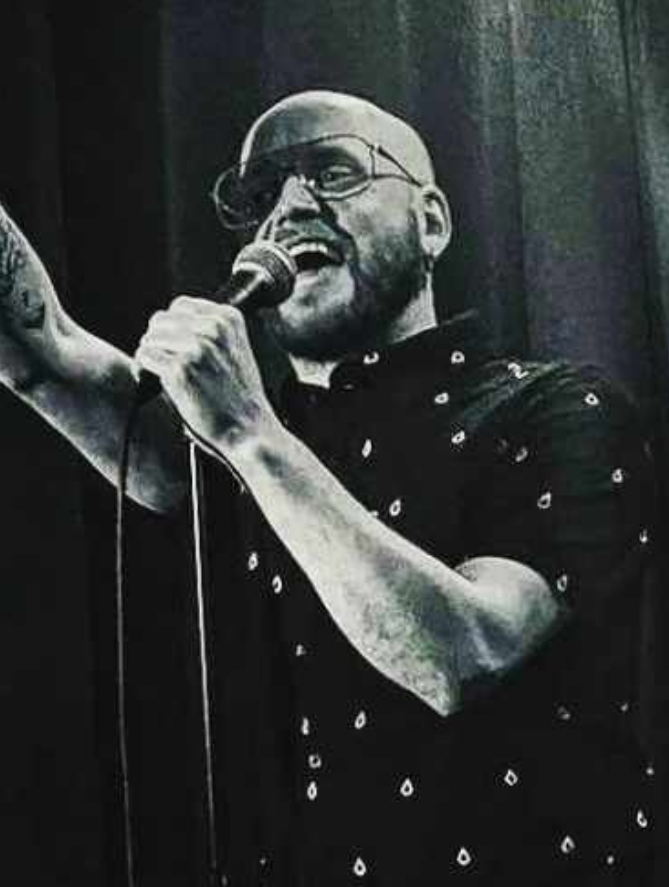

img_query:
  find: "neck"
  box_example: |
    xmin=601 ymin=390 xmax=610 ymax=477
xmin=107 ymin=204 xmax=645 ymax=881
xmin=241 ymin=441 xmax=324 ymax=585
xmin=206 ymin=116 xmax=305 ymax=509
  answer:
xmin=289 ymin=284 xmax=438 ymax=388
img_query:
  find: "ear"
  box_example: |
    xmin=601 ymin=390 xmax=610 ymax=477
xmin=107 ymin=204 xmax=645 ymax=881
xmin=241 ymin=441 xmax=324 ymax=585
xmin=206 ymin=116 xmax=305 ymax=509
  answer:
xmin=417 ymin=185 xmax=452 ymax=264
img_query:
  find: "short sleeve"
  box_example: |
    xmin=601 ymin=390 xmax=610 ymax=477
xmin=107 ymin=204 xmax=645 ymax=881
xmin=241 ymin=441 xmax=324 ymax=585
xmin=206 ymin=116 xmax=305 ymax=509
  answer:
xmin=465 ymin=363 xmax=653 ymax=624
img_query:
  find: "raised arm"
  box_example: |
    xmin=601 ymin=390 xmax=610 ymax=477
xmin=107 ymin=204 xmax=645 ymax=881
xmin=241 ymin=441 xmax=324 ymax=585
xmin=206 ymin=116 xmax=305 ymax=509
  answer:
xmin=0 ymin=203 xmax=186 ymax=512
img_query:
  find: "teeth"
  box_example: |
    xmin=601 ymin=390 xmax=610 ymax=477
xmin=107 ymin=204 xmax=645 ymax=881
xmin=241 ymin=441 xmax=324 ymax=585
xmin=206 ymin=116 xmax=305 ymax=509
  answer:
xmin=288 ymin=241 xmax=337 ymax=261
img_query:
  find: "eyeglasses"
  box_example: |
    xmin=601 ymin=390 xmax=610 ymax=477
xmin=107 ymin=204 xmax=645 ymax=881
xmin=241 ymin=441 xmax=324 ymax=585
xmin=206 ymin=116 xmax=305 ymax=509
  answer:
xmin=210 ymin=133 xmax=426 ymax=230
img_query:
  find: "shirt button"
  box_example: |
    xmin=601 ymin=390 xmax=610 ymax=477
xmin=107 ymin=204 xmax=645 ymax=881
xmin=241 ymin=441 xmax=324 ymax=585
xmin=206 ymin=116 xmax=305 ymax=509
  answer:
xmin=640 ymin=528 xmax=649 ymax=545
xmin=612 ymin=468 xmax=625 ymax=484
xmin=308 ymin=753 xmax=323 ymax=770
xmin=295 ymin=643 xmax=307 ymax=657
xmin=450 ymin=350 xmax=466 ymax=366
xmin=514 ymin=446 xmax=529 ymax=463
xmin=247 ymin=551 xmax=259 ymax=571
xmin=584 ymin=392 xmax=600 ymax=406
xmin=306 ymin=780 xmax=318 ymax=801
xmin=434 ymin=391 xmax=450 ymax=405
xmin=300 ymin=717 xmax=311 ymax=736
xmin=637 ymin=809 xmax=649 ymax=828
xmin=451 ymin=429 xmax=466 ymax=447
xmin=363 ymin=351 xmax=380 ymax=365
xmin=271 ymin=574 xmax=283 ymax=594
xmin=557 ymin=704 xmax=572 ymax=721
xmin=606 ymin=854 xmax=616 ymax=866
xmin=361 ymin=438 xmax=373 ymax=459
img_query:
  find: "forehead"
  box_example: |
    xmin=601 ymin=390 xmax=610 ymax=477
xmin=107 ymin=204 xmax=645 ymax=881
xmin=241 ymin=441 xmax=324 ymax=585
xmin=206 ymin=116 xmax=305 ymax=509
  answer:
xmin=239 ymin=94 xmax=436 ymax=182
xmin=241 ymin=101 xmax=381 ymax=160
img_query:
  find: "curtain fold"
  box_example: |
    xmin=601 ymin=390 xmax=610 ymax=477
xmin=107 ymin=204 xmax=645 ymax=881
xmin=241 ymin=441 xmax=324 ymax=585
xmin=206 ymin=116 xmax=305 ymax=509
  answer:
xmin=1 ymin=1 xmax=668 ymax=883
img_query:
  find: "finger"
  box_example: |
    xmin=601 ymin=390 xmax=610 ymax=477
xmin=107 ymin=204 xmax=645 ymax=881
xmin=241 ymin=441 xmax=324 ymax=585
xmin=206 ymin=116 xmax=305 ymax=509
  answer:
xmin=168 ymin=294 xmax=223 ymax=316
xmin=134 ymin=340 xmax=180 ymax=375
xmin=142 ymin=322 xmax=228 ymax=358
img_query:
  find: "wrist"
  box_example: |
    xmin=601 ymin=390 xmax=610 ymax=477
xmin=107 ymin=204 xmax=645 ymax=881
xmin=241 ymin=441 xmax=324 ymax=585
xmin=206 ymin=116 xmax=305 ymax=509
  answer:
xmin=213 ymin=410 xmax=293 ymax=474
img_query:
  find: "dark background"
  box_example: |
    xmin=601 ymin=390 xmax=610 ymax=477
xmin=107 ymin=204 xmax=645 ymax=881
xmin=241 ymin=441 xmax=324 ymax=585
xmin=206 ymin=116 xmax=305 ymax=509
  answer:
xmin=1 ymin=0 xmax=668 ymax=884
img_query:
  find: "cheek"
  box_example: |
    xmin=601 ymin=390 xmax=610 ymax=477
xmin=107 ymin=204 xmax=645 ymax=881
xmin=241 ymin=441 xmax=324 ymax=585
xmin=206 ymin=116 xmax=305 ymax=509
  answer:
xmin=340 ymin=190 xmax=417 ymax=271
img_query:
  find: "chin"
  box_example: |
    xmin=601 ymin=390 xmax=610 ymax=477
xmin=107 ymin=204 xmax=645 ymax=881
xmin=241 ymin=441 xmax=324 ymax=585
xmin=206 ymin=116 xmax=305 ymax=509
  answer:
xmin=265 ymin=269 xmax=361 ymax=359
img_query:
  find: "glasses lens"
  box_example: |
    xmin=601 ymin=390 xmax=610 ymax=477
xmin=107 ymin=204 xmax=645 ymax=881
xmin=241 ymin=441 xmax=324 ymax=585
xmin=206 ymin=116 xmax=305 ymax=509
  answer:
xmin=212 ymin=135 xmax=372 ymax=229
xmin=213 ymin=157 xmax=283 ymax=229
xmin=301 ymin=136 xmax=370 ymax=196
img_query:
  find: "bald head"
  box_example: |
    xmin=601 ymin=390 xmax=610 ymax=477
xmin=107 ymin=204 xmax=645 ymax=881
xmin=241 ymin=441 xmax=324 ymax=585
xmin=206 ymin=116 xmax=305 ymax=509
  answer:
xmin=240 ymin=90 xmax=436 ymax=185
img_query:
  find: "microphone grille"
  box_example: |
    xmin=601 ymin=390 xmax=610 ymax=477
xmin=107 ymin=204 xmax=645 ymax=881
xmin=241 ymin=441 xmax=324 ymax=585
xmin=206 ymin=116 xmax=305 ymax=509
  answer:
xmin=232 ymin=241 xmax=297 ymax=306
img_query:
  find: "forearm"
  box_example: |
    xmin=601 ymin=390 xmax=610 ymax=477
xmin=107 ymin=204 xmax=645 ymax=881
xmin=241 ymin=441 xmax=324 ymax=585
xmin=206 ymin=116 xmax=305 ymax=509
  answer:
xmin=24 ymin=323 xmax=186 ymax=511
xmin=226 ymin=421 xmax=557 ymax=715
xmin=0 ymin=206 xmax=185 ymax=512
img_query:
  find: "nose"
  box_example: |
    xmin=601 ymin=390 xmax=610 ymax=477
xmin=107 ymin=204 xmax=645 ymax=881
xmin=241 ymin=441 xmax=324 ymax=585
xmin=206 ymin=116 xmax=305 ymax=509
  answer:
xmin=269 ymin=174 xmax=322 ymax=228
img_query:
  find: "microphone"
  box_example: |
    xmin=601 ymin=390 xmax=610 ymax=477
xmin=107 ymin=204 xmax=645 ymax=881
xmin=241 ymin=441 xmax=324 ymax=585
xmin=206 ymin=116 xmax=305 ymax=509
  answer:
xmin=136 ymin=240 xmax=297 ymax=403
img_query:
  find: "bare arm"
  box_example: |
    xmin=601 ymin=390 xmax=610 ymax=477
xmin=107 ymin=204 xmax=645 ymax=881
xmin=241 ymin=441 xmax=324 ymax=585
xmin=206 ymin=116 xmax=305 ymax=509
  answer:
xmin=229 ymin=423 xmax=561 ymax=715
xmin=137 ymin=297 xmax=562 ymax=715
xmin=0 ymin=203 xmax=186 ymax=512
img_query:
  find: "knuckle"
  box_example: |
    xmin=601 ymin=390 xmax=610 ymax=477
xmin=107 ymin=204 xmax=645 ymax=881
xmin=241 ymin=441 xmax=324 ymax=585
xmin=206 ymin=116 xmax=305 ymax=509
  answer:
xmin=147 ymin=310 xmax=166 ymax=331
xmin=170 ymin=294 xmax=197 ymax=311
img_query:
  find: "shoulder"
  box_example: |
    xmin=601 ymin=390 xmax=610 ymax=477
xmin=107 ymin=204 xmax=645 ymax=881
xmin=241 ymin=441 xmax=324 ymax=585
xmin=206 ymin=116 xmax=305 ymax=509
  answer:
xmin=464 ymin=357 xmax=643 ymax=431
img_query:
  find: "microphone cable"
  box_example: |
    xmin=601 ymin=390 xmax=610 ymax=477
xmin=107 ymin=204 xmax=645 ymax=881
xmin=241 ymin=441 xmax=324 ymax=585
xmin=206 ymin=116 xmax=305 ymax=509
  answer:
xmin=115 ymin=390 xmax=143 ymax=887
xmin=115 ymin=388 xmax=226 ymax=887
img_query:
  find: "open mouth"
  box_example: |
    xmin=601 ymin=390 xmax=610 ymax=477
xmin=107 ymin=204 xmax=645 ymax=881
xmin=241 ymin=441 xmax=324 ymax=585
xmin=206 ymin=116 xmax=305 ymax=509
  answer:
xmin=287 ymin=241 xmax=343 ymax=274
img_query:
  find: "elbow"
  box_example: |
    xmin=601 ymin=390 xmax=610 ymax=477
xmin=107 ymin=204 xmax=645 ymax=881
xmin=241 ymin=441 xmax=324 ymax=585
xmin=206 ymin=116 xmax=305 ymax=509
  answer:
xmin=461 ymin=590 xmax=565 ymax=692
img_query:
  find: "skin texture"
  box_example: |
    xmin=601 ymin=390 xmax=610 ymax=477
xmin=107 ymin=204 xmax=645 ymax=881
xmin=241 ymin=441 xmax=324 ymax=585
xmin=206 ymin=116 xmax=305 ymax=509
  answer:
xmin=0 ymin=91 xmax=560 ymax=714
xmin=0 ymin=204 xmax=185 ymax=511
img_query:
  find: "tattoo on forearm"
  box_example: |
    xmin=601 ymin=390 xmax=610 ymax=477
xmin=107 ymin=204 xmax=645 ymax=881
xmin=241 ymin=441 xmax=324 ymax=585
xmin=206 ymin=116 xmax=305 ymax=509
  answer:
xmin=0 ymin=213 xmax=27 ymax=299
xmin=0 ymin=211 xmax=46 ymax=329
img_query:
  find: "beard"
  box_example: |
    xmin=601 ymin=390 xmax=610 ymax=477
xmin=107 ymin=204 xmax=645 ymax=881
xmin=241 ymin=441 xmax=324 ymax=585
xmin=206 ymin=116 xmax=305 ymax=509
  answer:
xmin=262 ymin=220 xmax=428 ymax=362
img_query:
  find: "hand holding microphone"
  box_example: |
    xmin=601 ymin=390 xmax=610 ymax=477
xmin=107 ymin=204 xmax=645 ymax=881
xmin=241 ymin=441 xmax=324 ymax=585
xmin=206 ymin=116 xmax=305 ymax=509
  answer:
xmin=134 ymin=241 xmax=296 ymax=456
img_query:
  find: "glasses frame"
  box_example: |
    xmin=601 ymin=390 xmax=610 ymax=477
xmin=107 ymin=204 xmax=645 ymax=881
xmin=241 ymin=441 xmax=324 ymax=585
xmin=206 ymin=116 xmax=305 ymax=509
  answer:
xmin=210 ymin=133 xmax=427 ymax=231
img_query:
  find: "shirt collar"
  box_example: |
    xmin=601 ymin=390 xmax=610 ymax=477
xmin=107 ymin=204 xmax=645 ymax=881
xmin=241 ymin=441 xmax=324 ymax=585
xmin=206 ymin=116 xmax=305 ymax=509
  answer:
xmin=280 ymin=309 xmax=492 ymax=409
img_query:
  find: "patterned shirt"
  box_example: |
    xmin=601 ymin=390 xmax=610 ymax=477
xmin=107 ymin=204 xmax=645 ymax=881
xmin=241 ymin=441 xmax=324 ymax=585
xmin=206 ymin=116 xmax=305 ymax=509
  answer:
xmin=203 ymin=311 xmax=656 ymax=886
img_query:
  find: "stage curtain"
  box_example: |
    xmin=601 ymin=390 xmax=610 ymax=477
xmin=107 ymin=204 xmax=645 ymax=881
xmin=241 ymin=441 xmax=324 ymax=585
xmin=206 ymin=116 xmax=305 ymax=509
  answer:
xmin=1 ymin=1 xmax=668 ymax=883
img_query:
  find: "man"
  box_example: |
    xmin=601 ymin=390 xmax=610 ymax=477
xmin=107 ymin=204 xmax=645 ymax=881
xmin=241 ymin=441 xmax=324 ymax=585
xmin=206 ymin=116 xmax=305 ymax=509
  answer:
xmin=0 ymin=91 xmax=656 ymax=884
